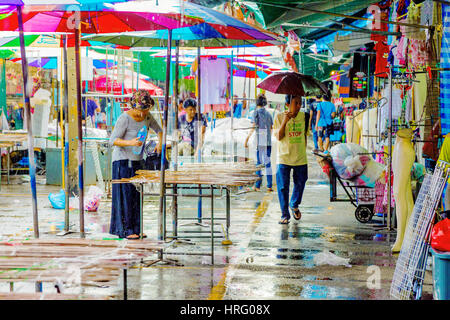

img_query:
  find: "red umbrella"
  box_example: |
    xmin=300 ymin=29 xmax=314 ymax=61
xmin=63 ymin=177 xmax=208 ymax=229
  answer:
xmin=257 ymin=71 xmax=329 ymax=97
xmin=93 ymin=75 xmax=163 ymax=95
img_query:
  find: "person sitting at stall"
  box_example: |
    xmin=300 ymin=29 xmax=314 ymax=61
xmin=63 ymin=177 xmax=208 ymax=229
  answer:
xmin=177 ymin=98 xmax=208 ymax=157
xmin=244 ymin=93 xmax=273 ymax=192
xmin=231 ymin=93 xmax=247 ymax=119
xmin=109 ymin=89 xmax=163 ymax=240
xmin=82 ymin=94 xmax=101 ymax=126
xmin=273 ymin=94 xmax=308 ymax=224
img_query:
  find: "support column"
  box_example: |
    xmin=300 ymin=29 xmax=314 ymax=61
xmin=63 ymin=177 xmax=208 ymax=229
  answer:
xmin=67 ymin=46 xmax=78 ymax=197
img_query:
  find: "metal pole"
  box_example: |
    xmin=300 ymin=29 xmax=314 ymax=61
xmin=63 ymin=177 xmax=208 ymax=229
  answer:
xmin=105 ymin=49 xmax=109 ymax=94
xmin=254 ymin=57 xmax=257 ymax=103
xmin=387 ymin=66 xmax=392 ymax=231
xmin=197 ymin=46 xmax=202 ymax=223
xmin=159 ymin=29 xmax=172 ymax=241
xmin=74 ymin=27 xmax=85 ymax=238
xmin=18 ymin=5 xmax=39 ymax=239
xmin=137 ymin=51 xmax=140 ymax=90
xmin=173 ymin=41 xmax=180 ymax=238
xmin=210 ymin=185 xmax=214 ymax=265
xmin=230 ymin=50 xmax=235 ymax=162
xmin=62 ymin=35 xmax=70 ymax=232
xmin=139 ymin=183 xmax=143 ymax=239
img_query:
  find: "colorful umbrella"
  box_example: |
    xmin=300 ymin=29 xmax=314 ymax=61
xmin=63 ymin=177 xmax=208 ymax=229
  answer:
xmin=233 ymin=69 xmax=269 ymax=79
xmin=257 ymin=71 xmax=329 ymax=96
xmin=11 ymin=56 xmax=63 ymax=69
xmin=92 ymin=58 xmax=115 ymax=69
xmin=81 ymin=1 xmax=283 ymax=47
xmin=92 ymin=74 xmax=163 ymax=95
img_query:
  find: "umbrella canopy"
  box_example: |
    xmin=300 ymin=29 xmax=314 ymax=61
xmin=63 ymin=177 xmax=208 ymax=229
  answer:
xmin=0 ymin=33 xmax=94 ymax=47
xmin=0 ymin=2 xmax=191 ymax=33
xmin=233 ymin=69 xmax=269 ymax=79
xmin=257 ymin=71 xmax=329 ymax=97
xmin=92 ymin=74 xmax=163 ymax=95
xmin=93 ymin=58 xmax=115 ymax=69
xmin=11 ymin=56 xmax=58 ymax=68
xmin=81 ymin=1 xmax=283 ymax=47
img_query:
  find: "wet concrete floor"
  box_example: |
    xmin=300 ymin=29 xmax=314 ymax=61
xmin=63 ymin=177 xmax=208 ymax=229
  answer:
xmin=0 ymin=155 xmax=434 ymax=300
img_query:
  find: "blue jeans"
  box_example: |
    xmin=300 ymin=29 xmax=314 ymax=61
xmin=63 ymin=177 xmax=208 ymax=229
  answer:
xmin=255 ymin=146 xmax=272 ymax=189
xmin=311 ymin=127 xmax=319 ymax=150
xmin=276 ymin=164 xmax=308 ymax=220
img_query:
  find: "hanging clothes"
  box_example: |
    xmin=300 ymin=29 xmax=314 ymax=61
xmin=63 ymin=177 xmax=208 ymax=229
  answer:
xmin=374 ymin=41 xmax=390 ymax=78
xmin=192 ymin=57 xmax=229 ymax=108
xmin=370 ymin=0 xmax=392 ymax=43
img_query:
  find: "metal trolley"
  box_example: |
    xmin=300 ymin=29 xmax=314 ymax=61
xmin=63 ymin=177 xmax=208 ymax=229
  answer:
xmin=315 ymin=152 xmax=376 ymax=223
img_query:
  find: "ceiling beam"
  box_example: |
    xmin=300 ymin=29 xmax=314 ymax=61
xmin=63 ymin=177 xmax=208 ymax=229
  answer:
xmin=266 ymin=0 xmax=363 ymax=28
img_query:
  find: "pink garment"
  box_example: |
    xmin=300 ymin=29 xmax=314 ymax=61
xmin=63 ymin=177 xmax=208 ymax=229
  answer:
xmin=202 ymin=103 xmax=230 ymax=113
xmin=396 ymin=36 xmax=408 ymax=66
xmin=408 ymin=39 xmax=428 ymax=69
xmin=382 ymin=171 xmax=395 ymax=209
xmin=375 ymin=180 xmax=386 ymax=214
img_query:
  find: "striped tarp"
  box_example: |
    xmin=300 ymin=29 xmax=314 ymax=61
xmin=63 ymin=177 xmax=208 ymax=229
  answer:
xmin=440 ymin=4 xmax=450 ymax=135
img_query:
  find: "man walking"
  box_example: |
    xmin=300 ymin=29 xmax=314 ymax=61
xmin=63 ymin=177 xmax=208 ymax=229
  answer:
xmin=273 ymin=95 xmax=308 ymax=224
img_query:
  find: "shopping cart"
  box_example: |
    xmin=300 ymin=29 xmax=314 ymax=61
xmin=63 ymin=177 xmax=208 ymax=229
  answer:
xmin=314 ymin=151 xmax=376 ymax=223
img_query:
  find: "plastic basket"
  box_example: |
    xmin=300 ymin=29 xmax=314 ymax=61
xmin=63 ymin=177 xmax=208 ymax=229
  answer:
xmin=356 ymin=187 xmax=376 ymax=205
xmin=431 ymin=248 xmax=450 ymax=300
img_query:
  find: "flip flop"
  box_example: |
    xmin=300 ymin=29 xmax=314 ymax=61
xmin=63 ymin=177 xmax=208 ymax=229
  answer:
xmin=126 ymin=235 xmax=140 ymax=240
xmin=278 ymin=218 xmax=289 ymax=225
xmin=126 ymin=234 xmax=146 ymax=240
xmin=291 ymin=208 xmax=302 ymax=220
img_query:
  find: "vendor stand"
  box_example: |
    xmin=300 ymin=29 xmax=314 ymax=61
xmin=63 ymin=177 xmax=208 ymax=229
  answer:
xmin=113 ymin=162 xmax=259 ymax=265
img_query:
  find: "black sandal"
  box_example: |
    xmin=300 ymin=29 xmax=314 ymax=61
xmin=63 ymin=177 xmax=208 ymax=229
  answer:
xmin=278 ymin=218 xmax=290 ymax=225
xmin=292 ymin=208 xmax=302 ymax=220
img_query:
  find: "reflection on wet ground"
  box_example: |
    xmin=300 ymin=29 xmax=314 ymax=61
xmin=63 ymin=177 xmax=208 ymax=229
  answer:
xmin=0 ymin=177 xmax=434 ymax=300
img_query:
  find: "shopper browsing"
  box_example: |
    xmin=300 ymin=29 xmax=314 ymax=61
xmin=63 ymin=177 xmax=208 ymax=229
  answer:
xmin=308 ymin=96 xmax=320 ymax=152
xmin=273 ymin=95 xmax=308 ymax=224
xmin=315 ymin=94 xmax=335 ymax=153
xmin=244 ymin=93 xmax=273 ymax=192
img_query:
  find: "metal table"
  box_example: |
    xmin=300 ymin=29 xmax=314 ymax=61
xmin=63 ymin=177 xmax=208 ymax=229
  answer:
xmin=114 ymin=165 xmax=259 ymax=265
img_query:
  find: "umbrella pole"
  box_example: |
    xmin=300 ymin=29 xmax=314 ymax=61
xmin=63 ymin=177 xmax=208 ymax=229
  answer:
xmin=197 ymin=46 xmax=202 ymax=224
xmin=74 ymin=27 xmax=85 ymax=238
xmin=105 ymin=50 xmax=108 ymax=94
xmin=173 ymin=40 xmax=180 ymax=238
xmin=158 ymin=29 xmax=172 ymax=242
xmin=230 ymin=49 xmax=234 ymax=163
xmin=255 ymin=57 xmax=257 ymax=103
xmin=137 ymin=51 xmax=140 ymax=90
xmin=62 ymin=35 xmax=70 ymax=233
xmin=17 ymin=5 xmax=39 ymax=239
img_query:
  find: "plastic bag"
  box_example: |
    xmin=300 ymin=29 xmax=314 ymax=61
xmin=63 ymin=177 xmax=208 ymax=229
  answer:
xmin=350 ymin=160 xmax=385 ymax=188
xmin=68 ymin=186 xmax=103 ymax=212
xmin=431 ymin=218 xmax=450 ymax=252
xmin=85 ymin=186 xmax=103 ymax=212
xmin=48 ymin=189 xmax=65 ymax=209
xmin=330 ymin=143 xmax=371 ymax=180
xmin=313 ymin=251 xmax=352 ymax=267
